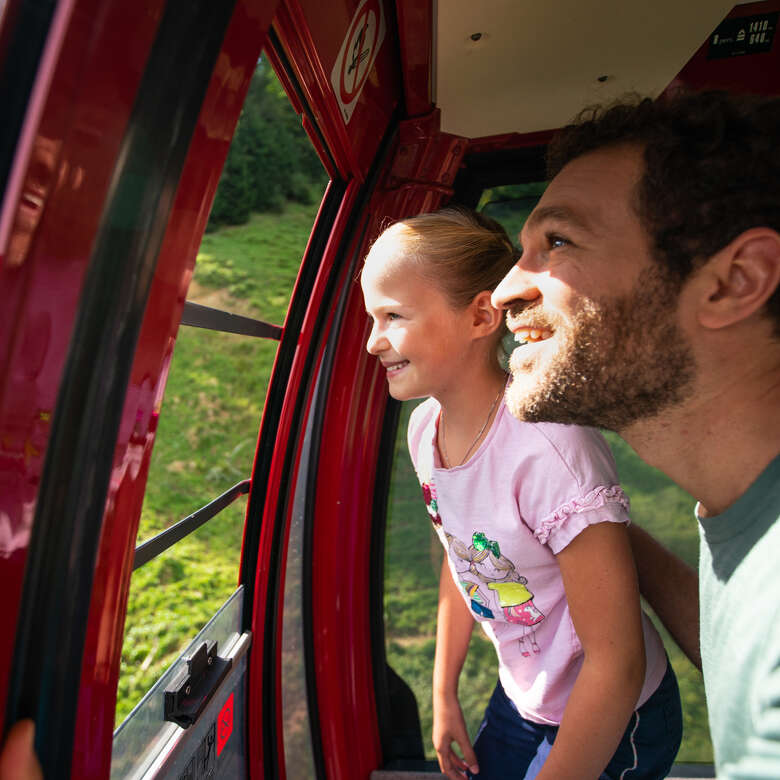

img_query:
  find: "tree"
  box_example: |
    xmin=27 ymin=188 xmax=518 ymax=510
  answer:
xmin=207 ymin=58 xmax=327 ymax=230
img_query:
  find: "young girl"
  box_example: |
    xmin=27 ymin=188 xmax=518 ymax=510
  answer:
xmin=361 ymin=208 xmax=682 ymax=780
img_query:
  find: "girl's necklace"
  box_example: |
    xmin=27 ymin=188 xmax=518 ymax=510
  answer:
xmin=439 ymin=385 xmax=504 ymax=468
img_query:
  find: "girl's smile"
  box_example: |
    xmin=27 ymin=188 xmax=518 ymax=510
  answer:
xmin=383 ymin=359 xmax=410 ymax=374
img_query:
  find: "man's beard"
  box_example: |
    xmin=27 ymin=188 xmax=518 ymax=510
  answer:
xmin=505 ymin=265 xmax=696 ymax=432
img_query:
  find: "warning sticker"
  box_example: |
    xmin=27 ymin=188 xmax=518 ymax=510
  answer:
xmin=708 ymin=13 xmax=777 ymax=59
xmin=330 ymin=0 xmax=386 ymax=123
xmin=216 ymin=692 xmax=234 ymax=757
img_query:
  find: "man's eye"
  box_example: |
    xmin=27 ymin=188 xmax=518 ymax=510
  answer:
xmin=546 ymin=233 xmax=570 ymax=249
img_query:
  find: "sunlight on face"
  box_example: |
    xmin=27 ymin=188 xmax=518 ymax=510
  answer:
xmin=505 ymin=261 xmax=696 ymax=431
xmin=498 ymin=146 xmax=698 ymax=430
xmin=361 ymin=242 xmax=471 ymax=401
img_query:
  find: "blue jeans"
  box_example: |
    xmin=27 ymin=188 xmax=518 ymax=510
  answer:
xmin=468 ymin=660 xmax=682 ymax=779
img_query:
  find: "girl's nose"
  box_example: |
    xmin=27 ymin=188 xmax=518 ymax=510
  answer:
xmin=365 ymin=322 xmax=386 ymax=355
xmin=491 ymin=264 xmax=541 ymax=311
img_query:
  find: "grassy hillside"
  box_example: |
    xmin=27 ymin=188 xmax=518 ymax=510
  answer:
xmin=117 ymin=201 xmax=712 ymax=765
xmin=116 ymin=202 xmax=319 ymax=724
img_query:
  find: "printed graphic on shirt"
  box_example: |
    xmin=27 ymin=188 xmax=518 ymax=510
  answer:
xmin=446 ymin=530 xmax=545 ymax=656
xmin=460 ymin=579 xmax=495 ymax=619
xmin=421 ymin=481 xmax=442 ymax=526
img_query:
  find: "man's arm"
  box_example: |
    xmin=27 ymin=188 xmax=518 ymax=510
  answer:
xmin=628 ymin=524 xmax=701 ymax=669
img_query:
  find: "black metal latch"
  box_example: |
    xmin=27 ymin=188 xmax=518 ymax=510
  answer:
xmin=164 ymin=640 xmax=232 ymax=729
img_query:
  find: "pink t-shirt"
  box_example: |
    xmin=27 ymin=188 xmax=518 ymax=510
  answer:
xmin=407 ymin=397 xmax=667 ymax=725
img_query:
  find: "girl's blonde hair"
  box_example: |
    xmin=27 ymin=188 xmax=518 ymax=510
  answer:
xmin=373 ymin=207 xmax=519 ymax=308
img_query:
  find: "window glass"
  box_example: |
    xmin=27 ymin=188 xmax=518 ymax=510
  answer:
xmin=385 ymin=402 xmax=496 ymax=755
xmin=382 ymin=184 xmax=712 ymax=764
xmin=116 ymin=56 xmax=328 ymax=728
xmin=478 ymin=181 xmax=547 ymax=244
xmin=279 ymin=410 xmax=318 ymax=779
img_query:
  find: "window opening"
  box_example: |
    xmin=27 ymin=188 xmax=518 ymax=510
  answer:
xmin=477 ymin=181 xmax=547 ymax=244
xmin=381 ymin=183 xmax=713 ymax=766
xmin=180 ymin=301 xmax=283 ymax=340
xmin=115 ymin=53 xmax=328 ymax=730
xmin=133 ymin=479 xmax=251 ymax=571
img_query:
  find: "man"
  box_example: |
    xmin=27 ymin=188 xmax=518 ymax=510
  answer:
xmin=490 ymin=90 xmax=780 ymax=778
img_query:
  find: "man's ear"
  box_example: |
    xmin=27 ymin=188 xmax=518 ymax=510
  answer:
xmin=470 ymin=290 xmax=504 ymax=336
xmin=696 ymin=228 xmax=780 ymax=330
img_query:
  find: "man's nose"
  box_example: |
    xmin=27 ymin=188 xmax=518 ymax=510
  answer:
xmin=491 ymin=264 xmax=541 ymax=310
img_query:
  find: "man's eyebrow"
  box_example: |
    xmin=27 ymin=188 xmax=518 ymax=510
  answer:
xmin=523 ymin=205 xmax=593 ymax=234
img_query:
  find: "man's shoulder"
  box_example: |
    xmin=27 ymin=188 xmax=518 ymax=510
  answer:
xmin=701 ymin=513 xmax=780 ymax=775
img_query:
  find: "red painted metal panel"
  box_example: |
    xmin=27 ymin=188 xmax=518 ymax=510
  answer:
xmin=245 ymin=161 xmax=452 ymax=780
xmin=669 ymin=0 xmax=780 ymax=96
xmin=309 ymin=278 xmax=387 ymax=779
xmin=246 ymin=179 xmax=363 ymax=778
xmin=375 ymin=110 xmax=467 ymax=216
xmin=306 ymin=113 xmax=465 ymax=777
xmin=396 ymin=0 xmax=434 ymax=117
xmin=68 ymin=1 xmax=281 ymax=776
xmin=0 ymin=0 xmax=165 ymax=741
xmin=466 ymin=128 xmax=556 ymax=156
xmin=272 ymin=0 xmax=402 ymax=181
xmin=271 ymin=0 xmax=356 ymax=180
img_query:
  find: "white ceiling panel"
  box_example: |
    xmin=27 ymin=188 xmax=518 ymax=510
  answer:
xmin=436 ymin=0 xmax=735 ymax=138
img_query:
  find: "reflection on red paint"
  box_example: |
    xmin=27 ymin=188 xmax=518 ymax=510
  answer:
xmin=216 ymin=692 xmax=234 ymax=757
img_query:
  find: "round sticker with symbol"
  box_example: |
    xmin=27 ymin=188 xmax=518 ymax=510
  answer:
xmin=331 ymin=0 xmax=386 ymax=123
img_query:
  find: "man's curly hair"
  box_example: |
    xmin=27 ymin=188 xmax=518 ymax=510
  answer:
xmin=547 ymin=90 xmax=780 ymax=329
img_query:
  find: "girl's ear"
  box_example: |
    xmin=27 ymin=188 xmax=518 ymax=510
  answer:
xmin=470 ymin=290 xmax=503 ymax=336
xmin=696 ymin=229 xmax=780 ymax=330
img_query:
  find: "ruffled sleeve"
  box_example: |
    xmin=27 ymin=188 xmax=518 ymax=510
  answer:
xmin=533 ymin=484 xmax=630 ymax=553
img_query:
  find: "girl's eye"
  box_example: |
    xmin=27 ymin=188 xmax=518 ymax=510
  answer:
xmin=387 ymin=312 xmax=401 ymax=321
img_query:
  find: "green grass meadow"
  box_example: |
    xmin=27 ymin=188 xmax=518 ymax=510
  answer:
xmin=116 ymin=202 xmax=319 ymax=724
xmin=117 ymin=199 xmax=712 ymax=766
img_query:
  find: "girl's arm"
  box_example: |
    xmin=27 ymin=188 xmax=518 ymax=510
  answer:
xmin=433 ymin=558 xmax=480 ymax=780
xmin=535 ymin=522 xmax=647 ymax=780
